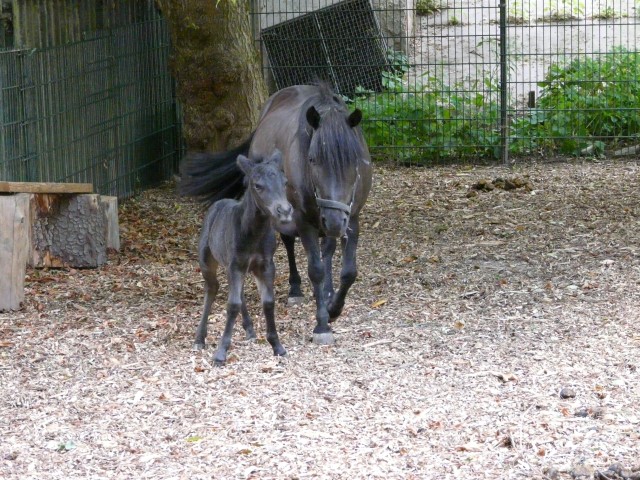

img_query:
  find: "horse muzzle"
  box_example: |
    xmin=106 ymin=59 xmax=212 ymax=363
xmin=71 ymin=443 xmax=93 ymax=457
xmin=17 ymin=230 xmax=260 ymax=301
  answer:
xmin=317 ymin=198 xmax=351 ymax=238
xmin=274 ymin=202 xmax=293 ymax=224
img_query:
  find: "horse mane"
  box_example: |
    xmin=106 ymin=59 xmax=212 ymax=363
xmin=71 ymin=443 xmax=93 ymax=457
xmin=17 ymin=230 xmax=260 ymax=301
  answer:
xmin=305 ymin=82 xmax=365 ymax=178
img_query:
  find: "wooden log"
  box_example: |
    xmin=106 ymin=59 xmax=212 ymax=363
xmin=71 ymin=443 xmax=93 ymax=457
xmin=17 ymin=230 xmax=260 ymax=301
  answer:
xmin=0 ymin=194 xmax=30 ymax=311
xmin=0 ymin=182 xmax=93 ymax=194
xmin=28 ymin=193 xmax=108 ymax=268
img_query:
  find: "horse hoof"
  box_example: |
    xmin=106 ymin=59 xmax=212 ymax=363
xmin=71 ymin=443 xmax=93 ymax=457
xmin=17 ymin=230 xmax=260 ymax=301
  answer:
xmin=287 ymin=296 xmax=306 ymax=306
xmin=193 ymin=343 xmax=206 ymax=351
xmin=312 ymin=332 xmax=335 ymax=345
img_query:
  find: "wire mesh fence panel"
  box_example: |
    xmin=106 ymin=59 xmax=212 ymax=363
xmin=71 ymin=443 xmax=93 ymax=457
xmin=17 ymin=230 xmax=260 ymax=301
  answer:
xmin=0 ymin=18 xmax=180 ymax=199
xmin=507 ymin=0 xmax=640 ymax=158
xmin=253 ymin=0 xmax=640 ymax=164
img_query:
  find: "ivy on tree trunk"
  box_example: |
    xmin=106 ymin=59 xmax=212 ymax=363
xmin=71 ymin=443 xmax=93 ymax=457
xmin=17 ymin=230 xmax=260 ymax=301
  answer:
xmin=156 ymin=0 xmax=268 ymax=151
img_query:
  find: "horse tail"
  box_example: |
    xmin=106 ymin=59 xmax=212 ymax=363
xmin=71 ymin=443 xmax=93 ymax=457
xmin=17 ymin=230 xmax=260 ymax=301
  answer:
xmin=178 ymin=134 xmax=253 ymax=204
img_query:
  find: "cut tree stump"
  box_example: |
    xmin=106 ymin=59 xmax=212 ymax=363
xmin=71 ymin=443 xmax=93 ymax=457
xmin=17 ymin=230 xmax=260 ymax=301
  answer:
xmin=0 ymin=183 xmax=119 ymax=311
xmin=28 ymin=193 xmax=118 ymax=268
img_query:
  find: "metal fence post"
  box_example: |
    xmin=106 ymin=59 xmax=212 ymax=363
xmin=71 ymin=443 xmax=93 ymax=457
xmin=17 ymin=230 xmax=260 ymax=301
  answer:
xmin=499 ymin=0 xmax=509 ymax=165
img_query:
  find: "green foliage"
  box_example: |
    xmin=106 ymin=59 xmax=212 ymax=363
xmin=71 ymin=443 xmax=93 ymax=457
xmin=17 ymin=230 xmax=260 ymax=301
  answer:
xmin=416 ymin=0 xmax=441 ymax=16
xmin=353 ymin=48 xmax=639 ymax=162
xmin=507 ymin=0 xmax=531 ymax=23
xmin=447 ymin=16 xmax=462 ymax=26
xmin=539 ymin=0 xmax=585 ymax=21
xmin=592 ymin=7 xmax=619 ymax=20
xmin=352 ymin=50 xmax=501 ymax=163
xmin=511 ymin=48 xmax=640 ymax=155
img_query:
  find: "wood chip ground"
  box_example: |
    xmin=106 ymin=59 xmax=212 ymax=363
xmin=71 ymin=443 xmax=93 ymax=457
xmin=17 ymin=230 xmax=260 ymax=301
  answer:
xmin=1 ymin=160 xmax=639 ymax=479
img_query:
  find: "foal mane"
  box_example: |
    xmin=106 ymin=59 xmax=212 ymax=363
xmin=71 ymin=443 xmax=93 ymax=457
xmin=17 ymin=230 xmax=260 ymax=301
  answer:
xmin=305 ymin=83 xmax=365 ymax=178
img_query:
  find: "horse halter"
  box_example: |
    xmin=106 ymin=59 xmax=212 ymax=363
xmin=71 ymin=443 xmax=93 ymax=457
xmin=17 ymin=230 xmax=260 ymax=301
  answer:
xmin=312 ymin=165 xmax=360 ymax=217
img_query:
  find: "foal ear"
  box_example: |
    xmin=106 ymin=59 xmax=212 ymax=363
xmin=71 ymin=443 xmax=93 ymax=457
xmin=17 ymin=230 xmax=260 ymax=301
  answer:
xmin=306 ymin=106 xmax=321 ymax=130
xmin=236 ymin=154 xmax=254 ymax=175
xmin=347 ymin=108 xmax=362 ymax=128
xmin=268 ymin=149 xmax=284 ymax=170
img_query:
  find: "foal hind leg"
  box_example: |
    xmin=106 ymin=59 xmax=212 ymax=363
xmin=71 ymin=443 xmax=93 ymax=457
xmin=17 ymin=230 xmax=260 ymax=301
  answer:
xmin=240 ymin=290 xmax=257 ymax=340
xmin=255 ymin=261 xmax=286 ymax=357
xmin=281 ymin=234 xmax=304 ymax=305
xmin=194 ymin=254 xmax=219 ymax=350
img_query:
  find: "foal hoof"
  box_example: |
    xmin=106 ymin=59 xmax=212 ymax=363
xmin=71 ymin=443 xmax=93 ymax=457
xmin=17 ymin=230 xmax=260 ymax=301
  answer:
xmin=312 ymin=332 xmax=335 ymax=346
xmin=193 ymin=342 xmax=206 ymax=351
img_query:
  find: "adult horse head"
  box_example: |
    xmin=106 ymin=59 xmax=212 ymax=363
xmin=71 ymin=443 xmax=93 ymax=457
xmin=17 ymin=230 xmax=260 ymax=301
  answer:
xmin=180 ymin=83 xmax=373 ymax=345
xmin=304 ymin=103 xmax=365 ymax=238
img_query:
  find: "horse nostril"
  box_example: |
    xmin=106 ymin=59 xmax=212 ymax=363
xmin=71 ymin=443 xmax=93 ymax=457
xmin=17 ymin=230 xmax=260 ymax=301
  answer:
xmin=321 ymin=216 xmax=328 ymax=230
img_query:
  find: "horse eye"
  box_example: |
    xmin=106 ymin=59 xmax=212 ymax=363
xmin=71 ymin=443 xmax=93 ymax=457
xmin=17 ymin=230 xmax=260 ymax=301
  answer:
xmin=254 ymin=183 xmax=264 ymax=192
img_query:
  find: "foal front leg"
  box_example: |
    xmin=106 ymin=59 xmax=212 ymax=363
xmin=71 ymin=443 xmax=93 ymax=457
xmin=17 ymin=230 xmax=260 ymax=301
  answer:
xmin=213 ymin=269 xmax=244 ymax=366
xmin=255 ymin=260 xmax=286 ymax=357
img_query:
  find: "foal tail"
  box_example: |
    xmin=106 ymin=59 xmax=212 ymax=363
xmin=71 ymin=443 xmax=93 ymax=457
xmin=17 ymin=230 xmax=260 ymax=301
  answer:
xmin=178 ymin=134 xmax=253 ymax=204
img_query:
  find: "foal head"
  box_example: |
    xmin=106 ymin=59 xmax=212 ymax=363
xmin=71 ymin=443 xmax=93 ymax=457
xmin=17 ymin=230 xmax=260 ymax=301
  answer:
xmin=237 ymin=150 xmax=293 ymax=225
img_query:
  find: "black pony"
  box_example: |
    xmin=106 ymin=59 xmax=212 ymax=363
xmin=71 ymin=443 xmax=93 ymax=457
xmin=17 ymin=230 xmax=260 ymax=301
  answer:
xmin=181 ymin=83 xmax=373 ymax=345
xmin=194 ymin=151 xmax=292 ymax=365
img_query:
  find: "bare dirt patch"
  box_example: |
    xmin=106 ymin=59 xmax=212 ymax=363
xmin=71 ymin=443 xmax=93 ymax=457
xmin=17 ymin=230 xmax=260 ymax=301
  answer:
xmin=1 ymin=160 xmax=639 ymax=479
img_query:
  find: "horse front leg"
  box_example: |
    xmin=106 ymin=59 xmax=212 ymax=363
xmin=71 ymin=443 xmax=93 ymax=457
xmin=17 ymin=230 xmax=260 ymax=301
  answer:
xmin=328 ymin=216 xmax=360 ymax=321
xmin=254 ymin=260 xmax=286 ymax=357
xmin=321 ymin=236 xmax=337 ymax=302
xmin=213 ymin=269 xmax=244 ymax=366
xmin=299 ymin=227 xmax=333 ymax=345
xmin=281 ymin=233 xmax=305 ymax=304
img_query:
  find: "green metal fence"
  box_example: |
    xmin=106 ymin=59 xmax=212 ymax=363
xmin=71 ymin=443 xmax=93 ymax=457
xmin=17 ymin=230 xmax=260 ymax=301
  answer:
xmin=0 ymin=17 xmax=181 ymax=198
xmin=253 ymin=0 xmax=640 ymax=163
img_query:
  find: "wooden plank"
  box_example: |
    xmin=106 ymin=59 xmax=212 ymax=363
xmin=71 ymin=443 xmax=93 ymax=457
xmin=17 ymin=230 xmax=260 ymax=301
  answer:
xmin=0 ymin=182 xmax=93 ymax=194
xmin=101 ymin=196 xmax=121 ymax=252
xmin=0 ymin=194 xmax=30 ymax=311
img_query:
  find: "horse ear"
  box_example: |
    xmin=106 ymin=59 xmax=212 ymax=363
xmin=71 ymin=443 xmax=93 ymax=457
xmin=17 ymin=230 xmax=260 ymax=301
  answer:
xmin=306 ymin=106 xmax=321 ymax=130
xmin=236 ymin=154 xmax=254 ymax=175
xmin=347 ymin=108 xmax=362 ymax=128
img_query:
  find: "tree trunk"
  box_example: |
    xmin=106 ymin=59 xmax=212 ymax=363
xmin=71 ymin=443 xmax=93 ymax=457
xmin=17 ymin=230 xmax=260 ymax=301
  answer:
xmin=156 ymin=0 xmax=268 ymax=151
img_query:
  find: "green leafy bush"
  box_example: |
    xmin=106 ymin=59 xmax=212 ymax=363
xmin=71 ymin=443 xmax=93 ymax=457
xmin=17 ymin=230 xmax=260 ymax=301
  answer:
xmin=352 ymin=51 xmax=502 ymax=163
xmin=511 ymin=48 xmax=640 ymax=154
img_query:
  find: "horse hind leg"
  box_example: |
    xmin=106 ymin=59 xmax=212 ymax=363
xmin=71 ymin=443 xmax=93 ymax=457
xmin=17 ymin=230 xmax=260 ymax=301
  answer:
xmin=255 ymin=263 xmax=286 ymax=357
xmin=194 ymin=252 xmax=219 ymax=350
xmin=281 ymin=234 xmax=305 ymax=305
